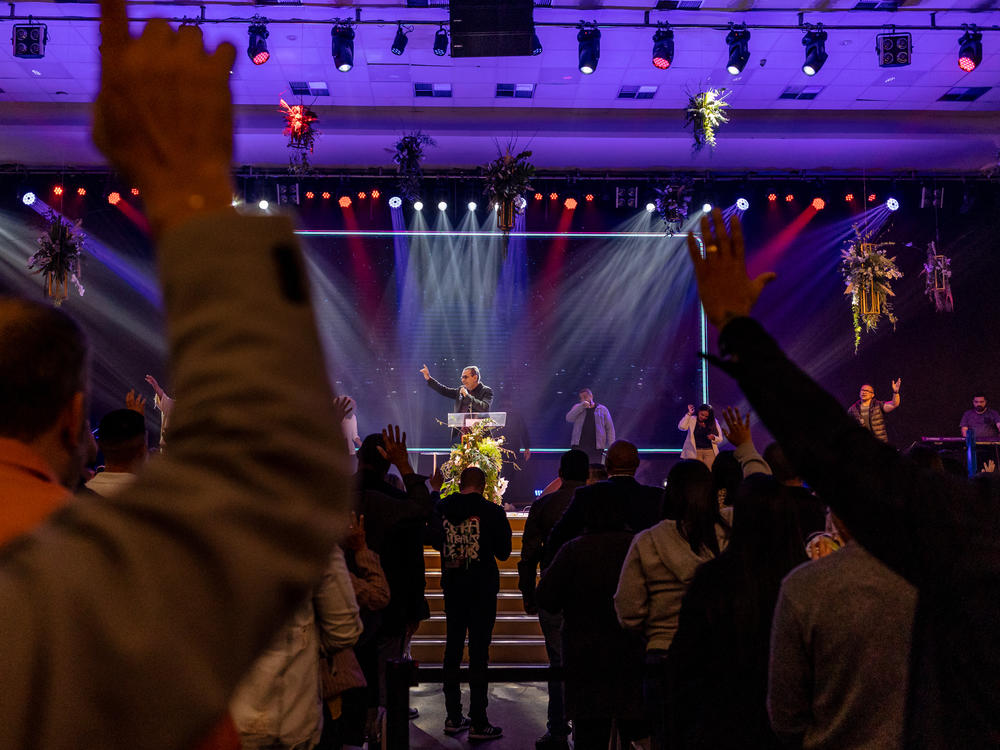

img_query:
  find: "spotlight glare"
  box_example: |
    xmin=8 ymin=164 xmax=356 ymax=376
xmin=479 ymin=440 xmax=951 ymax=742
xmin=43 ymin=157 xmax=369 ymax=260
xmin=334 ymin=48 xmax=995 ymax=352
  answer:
xmin=21 ymin=191 xmax=36 ymax=206
xmin=371 ymin=189 xmax=380 ymax=199
xmin=785 ymin=194 xmax=794 ymax=203
xmin=258 ymin=199 xmax=269 ymax=210
xmin=467 ymin=201 xmax=477 ymax=211
xmin=585 ymin=194 xmax=594 ymax=202
xmin=736 ymin=197 xmax=750 ymax=211
xmin=391 ymin=23 xmax=409 ymax=56
xmin=652 ymin=26 xmax=674 ymax=70
xmin=108 ymin=191 xmax=121 ymax=206
xmin=564 ymin=198 xmax=578 ymax=210
xmin=358 ymin=192 xmax=366 ymax=199
xmin=413 ymin=200 xmax=424 ymax=211
xmin=388 ymin=196 xmax=403 ymax=208
xmin=767 ymin=193 xmax=777 ymax=202
xmin=338 ymin=196 xmax=352 ymax=208
xmin=322 ymin=191 xmax=331 ymax=200
xmin=726 ymin=24 xmax=751 ymax=75
xmin=77 ymin=187 xmax=86 ymax=197
xmin=52 ymin=185 xmax=63 ymax=196
xmin=247 ymin=21 xmax=270 ymax=65
xmin=645 ymin=202 xmax=656 ymax=212
xmin=534 ymin=192 xmax=543 ymax=201
xmin=578 ymin=24 xmax=601 ymax=74
xmin=867 ymin=193 xmax=877 ymax=203
xmin=958 ymin=28 xmax=982 ymax=72
xmin=305 ymin=191 xmax=315 ymax=199
xmin=332 ymin=24 xmax=355 ymax=72
xmin=702 ymin=202 xmax=713 ymax=213
xmin=811 ymin=197 xmax=826 ymax=210
xmin=438 ymin=201 xmax=448 ymax=211
xmin=130 ymin=187 xmax=140 ymax=196
xmin=433 ymin=26 xmax=449 ymax=57
xmin=802 ymin=27 xmax=829 ymax=76
xmin=886 ymin=197 xmax=900 ymax=211
xmin=549 ymin=192 xmax=558 ymax=200
xmin=844 ymin=192 xmax=855 ymax=202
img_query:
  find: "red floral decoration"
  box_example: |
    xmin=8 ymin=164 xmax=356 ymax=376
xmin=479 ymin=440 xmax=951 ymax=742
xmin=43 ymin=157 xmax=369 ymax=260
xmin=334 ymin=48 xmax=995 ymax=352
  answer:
xmin=279 ymin=98 xmax=319 ymax=152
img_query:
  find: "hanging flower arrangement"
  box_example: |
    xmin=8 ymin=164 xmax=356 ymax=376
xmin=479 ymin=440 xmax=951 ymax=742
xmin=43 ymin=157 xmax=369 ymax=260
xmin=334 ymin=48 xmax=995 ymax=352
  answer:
xmin=840 ymin=226 xmax=902 ymax=352
xmin=483 ymin=147 xmax=534 ymax=234
xmin=28 ymin=211 xmax=85 ymax=305
xmin=653 ymin=179 xmax=693 ymax=232
xmin=439 ymin=418 xmax=513 ymax=506
xmin=279 ymin=98 xmax=319 ymax=174
xmin=921 ymin=241 xmax=954 ymax=313
xmin=391 ymin=131 xmax=435 ymax=202
xmin=684 ymin=88 xmax=731 ymax=152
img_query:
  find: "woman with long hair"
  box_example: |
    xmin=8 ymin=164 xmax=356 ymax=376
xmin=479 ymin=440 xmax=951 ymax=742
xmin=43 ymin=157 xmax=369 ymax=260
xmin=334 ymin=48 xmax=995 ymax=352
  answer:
xmin=668 ymin=474 xmax=807 ymax=750
xmin=615 ymin=460 xmax=732 ymax=750
xmin=678 ymin=403 xmax=724 ymax=469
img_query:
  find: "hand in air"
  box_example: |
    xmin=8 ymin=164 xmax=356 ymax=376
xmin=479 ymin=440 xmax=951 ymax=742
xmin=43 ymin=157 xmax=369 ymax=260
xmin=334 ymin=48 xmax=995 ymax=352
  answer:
xmin=419 ymin=364 xmax=431 ymax=381
xmin=687 ymin=404 xmax=695 ymax=416
xmin=686 ymin=209 xmax=776 ymax=329
xmin=377 ymin=424 xmax=409 ymax=468
xmin=720 ymin=406 xmax=752 ymax=447
xmin=331 ymin=396 xmax=354 ymax=423
xmin=343 ymin=512 xmax=367 ymax=552
xmin=891 ymin=378 xmax=901 ymax=393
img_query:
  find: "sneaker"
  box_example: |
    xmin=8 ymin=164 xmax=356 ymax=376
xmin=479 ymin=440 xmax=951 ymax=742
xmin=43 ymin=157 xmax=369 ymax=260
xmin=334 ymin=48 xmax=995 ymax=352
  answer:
xmin=469 ymin=723 xmax=503 ymax=741
xmin=536 ymin=731 xmax=571 ymax=750
xmin=444 ymin=716 xmax=472 ymax=735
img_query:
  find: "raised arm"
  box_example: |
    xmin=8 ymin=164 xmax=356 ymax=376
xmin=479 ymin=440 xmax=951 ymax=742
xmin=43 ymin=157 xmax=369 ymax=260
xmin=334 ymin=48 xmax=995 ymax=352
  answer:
xmin=566 ymin=402 xmax=587 ymax=423
xmin=426 ymin=376 xmax=460 ymax=400
xmin=882 ymin=379 xmax=901 ymax=413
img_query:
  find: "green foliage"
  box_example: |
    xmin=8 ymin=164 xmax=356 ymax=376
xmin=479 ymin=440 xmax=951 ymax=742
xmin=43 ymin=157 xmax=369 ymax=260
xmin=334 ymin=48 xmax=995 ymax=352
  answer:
xmin=483 ymin=148 xmax=534 ymax=206
xmin=685 ymin=88 xmax=731 ymax=152
xmin=840 ymin=227 xmax=902 ymax=352
xmin=439 ymin=418 xmax=514 ymax=506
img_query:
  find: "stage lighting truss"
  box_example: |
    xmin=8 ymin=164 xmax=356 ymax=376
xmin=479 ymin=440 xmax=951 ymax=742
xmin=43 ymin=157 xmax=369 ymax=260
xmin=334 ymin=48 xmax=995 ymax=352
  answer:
xmin=247 ymin=18 xmax=270 ymax=65
xmin=958 ymin=26 xmax=982 ymax=72
xmin=577 ymin=23 xmax=601 ymax=75
xmin=433 ymin=25 xmax=449 ymax=57
xmin=332 ymin=23 xmax=355 ymax=72
xmin=726 ymin=23 xmax=750 ymax=75
xmin=801 ymin=25 xmax=828 ymax=76
xmin=391 ymin=23 xmax=411 ymax=56
xmin=875 ymin=29 xmax=911 ymax=68
xmin=652 ymin=25 xmax=674 ymax=70
xmin=12 ymin=22 xmax=47 ymax=59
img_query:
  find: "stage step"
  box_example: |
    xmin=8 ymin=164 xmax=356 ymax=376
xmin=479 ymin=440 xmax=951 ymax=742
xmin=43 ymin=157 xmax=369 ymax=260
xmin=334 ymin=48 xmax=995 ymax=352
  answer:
xmin=416 ymin=613 xmax=542 ymax=637
xmin=410 ymin=635 xmax=548 ymax=665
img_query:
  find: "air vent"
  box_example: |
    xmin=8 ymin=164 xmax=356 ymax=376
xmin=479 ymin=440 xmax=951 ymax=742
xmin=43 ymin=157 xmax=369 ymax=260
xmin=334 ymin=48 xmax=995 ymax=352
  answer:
xmin=618 ymin=85 xmax=658 ymax=100
xmin=496 ymin=83 xmax=535 ymax=98
xmin=415 ymin=82 xmax=453 ymax=98
xmin=938 ymin=86 xmax=991 ymax=102
xmin=779 ymin=85 xmax=824 ymax=100
xmin=656 ymin=0 xmax=702 ymax=9
xmin=289 ymin=81 xmax=329 ymax=96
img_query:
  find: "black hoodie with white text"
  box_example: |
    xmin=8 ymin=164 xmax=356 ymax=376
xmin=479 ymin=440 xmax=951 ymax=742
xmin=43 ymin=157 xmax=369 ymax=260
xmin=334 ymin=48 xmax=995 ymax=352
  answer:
xmin=428 ymin=491 xmax=513 ymax=591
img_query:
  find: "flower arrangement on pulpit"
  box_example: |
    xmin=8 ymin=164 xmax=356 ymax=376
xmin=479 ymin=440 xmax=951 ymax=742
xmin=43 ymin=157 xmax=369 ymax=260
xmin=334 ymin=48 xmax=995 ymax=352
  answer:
xmin=439 ymin=418 xmax=513 ymax=506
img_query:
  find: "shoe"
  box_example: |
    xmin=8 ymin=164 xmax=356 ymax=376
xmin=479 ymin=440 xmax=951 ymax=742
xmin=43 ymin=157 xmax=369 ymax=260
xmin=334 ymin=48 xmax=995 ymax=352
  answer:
xmin=469 ymin=723 xmax=503 ymax=741
xmin=409 ymin=707 xmax=419 ymax=720
xmin=536 ymin=731 xmax=571 ymax=749
xmin=444 ymin=716 xmax=471 ymax=735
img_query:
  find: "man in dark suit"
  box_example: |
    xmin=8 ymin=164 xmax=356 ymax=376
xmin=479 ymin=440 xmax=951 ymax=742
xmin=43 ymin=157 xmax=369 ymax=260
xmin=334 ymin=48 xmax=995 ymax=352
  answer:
xmin=420 ymin=363 xmax=494 ymax=415
xmin=544 ymin=441 xmax=664 ymax=568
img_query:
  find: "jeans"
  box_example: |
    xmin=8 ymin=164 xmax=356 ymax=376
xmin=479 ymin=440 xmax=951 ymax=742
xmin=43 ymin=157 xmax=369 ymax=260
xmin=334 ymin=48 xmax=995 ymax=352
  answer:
xmin=644 ymin=649 xmax=671 ymax=750
xmin=538 ymin=608 xmax=570 ymax=737
xmin=442 ymin=581 xmax=498 ymax=724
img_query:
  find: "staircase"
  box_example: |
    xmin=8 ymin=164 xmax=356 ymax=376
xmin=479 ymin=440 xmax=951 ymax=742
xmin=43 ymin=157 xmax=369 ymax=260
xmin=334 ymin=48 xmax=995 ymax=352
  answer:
xmin=411 ymin=511 xmax=549 ymax=666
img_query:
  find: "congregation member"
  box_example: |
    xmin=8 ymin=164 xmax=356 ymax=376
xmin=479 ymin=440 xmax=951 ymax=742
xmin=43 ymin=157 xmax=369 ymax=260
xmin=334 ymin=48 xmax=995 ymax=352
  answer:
xmin=678 ymin=403 xmax=724 ymax=469
xmin=340 ymin=396 xmax=363 ymax=457
xmin=614 ymin=459 xmax=731 ymax=750
xmin=86 ymin=408 xmax=148 ymax=496
xmin=427 ymin=467 xmax=512 ymax=740
xmin=566 ymin=387 xmax=616 ymax=463
xmin=763 ymin=441 xmax=828 ymax=537
xmin=0 ymin=1 xmax=355 ymax=746
xmin=686 ymin=207 xmax=1000 ymax=748
xmin=846 ymin=380 xmax=901 ymax=443
xmin=768 ymin=513 xmax=917 ymax=750
xmin=518 ymin=448 xmax=590 ymax=750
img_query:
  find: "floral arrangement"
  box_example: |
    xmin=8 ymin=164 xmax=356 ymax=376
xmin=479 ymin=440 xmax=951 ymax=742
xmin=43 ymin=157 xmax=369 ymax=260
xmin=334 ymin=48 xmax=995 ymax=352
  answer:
xmin=392 ymin=131 xmax=435 ymax=202
xmin=840 ymin=226 xmax=902 ymax=352
xmin=483 ymin=147 xmax=534 ymax=208
xmin=921 ymin=242 xmax=954 ymax=313
xmin=684 ymin=88 xmax=731 ymax=152
xmin=439 ymin=418 xmax=513 ymax=506
xmin=28 ymin=211 xmax=85 ymax=305
xmin=279 ymin=98 xmax=319 ymax=174
xmin=653 ymin=179 xmax=693 ymax=232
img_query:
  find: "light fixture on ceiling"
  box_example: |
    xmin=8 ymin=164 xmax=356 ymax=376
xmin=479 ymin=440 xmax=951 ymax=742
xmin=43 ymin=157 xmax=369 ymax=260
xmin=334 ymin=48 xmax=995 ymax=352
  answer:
xmin=413 ymin=200 xmax=424 ymax=211
xmin=391 ymin=24 xmax=411 ymax=56
xmin=736 ymin=197 xmax=750 ymax=211
xmin=958 ymin=26 xmax=982 ymax=72
xmin=332 ymin=23 xmax=355 ymax=72
xmin=468 ymin=201 xmax=478 ymax=211
xmin=433 ymin=25 xmax=449 ymax=56
xmin=802 ymin=26 xmax=828 ymax=76
xmin=388 ymin=196 xmax=403 ymax=208
xmin=438 ymin=201 xmax=448 ymax=211
xmin=886 ymin=197 xmax=900 ymax=211
xmin=578 ymin=23 xmax=601 ymax=74
xmin=12 ymin=22 xmax=47 ymax=59
xmin=247 ymin=19 xmax=270 ymax=65
xmin=726 ymin=23 xmax=751 ymax=75
xmin=652 ymin=24 xmax=674 ymax=69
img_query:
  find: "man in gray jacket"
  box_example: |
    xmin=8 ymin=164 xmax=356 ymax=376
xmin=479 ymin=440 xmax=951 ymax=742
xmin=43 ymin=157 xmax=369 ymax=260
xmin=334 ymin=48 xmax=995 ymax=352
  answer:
xmin=566 ymin=388 xmax=615 ymax=463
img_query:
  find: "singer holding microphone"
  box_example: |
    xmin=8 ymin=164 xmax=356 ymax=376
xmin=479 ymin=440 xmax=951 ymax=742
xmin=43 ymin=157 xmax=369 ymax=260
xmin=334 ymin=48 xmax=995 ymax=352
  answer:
xmin=421 ymin=364 xmax=495 ymax=428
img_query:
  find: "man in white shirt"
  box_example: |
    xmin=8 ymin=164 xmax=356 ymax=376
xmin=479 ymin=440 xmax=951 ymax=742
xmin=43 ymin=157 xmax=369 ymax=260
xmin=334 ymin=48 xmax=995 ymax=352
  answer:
xmin=86 ymin=409 xmax=147 ymax=497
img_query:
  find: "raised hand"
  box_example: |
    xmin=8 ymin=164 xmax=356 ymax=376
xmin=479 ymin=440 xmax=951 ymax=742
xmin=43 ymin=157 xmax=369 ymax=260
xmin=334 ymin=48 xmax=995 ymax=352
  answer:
xmin=331 ymin=396 xmax=354 ymax=423
xmin=892 ymin=378 xmax=902 ymax=393
xmin=342 ymin=512 xmax=367 ymax=552
xmin=94 ymin=0 xmax=236 ymax=238
xmin=420 ymin=364 xmax=431 ymax=381
xmin=377 ymin=424 xmax=411 ymax=472
xmin=983 ymin=459 xmax=997 ymax=474
xmin=720 ymin=406 xmax=752 ymax=447
xmin=145 ymin=374 xmax=168 ymax=402
xmin=687 ymin=404 xmax=695 ymax=416
xmin=125 ymin=389 xmax=147 ymax=415
xmin=686 ymin=209 xmax=776 ymax=329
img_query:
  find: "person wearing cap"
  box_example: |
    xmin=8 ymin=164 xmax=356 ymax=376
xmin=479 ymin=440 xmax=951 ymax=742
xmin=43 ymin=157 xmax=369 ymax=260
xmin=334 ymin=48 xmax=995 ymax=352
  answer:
xmin=86 ymin=409 xmax=148 ymax=497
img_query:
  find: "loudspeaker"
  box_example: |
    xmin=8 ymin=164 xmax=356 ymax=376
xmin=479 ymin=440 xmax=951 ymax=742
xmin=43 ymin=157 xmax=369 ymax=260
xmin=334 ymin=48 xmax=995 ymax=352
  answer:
xmin=449 ymin=0 xmax=535 ymax=57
